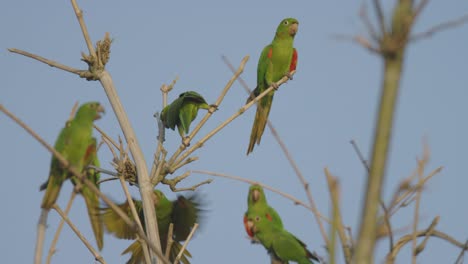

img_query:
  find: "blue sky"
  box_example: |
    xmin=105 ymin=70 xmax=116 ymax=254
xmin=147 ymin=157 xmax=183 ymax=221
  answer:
xmin=2 ymin=0 xmax=468 ymax=263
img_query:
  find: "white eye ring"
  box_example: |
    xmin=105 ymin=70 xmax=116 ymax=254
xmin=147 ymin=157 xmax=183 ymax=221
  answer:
xmin=283 ymin=20 xmax=289 ymax=25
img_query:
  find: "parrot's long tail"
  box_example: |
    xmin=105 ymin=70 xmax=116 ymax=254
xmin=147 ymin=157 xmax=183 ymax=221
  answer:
xmin=41 ymin=176 xmax=62 ymax=209
xmin=122 ymin=240 xmax=142 ymax=264
xmin=170 ymin=241 xmax=192 ymax=264
xmin=82 ymin=187 xmax=104 ymax=250
xmin=247 ymin=94 xmax=273 ymax=155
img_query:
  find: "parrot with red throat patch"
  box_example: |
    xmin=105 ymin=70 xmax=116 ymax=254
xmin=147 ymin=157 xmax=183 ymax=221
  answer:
xmin=244 ymin=184 xmax=283 ymax=239
xmin=40 ymin=102 xmax=105 ymax=249
xmin=245 ymin=210 xmax=320 ymax=264
xmin=247 ymin=18 xmax=299 ymax=155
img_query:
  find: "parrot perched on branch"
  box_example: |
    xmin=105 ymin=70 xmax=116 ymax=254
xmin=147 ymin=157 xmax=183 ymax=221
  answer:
xmin=245 ymin=211 xmax=319 ymax=264
xmin=100 ymin=190 xmax=204 ymax=264
xmin=161 ymin=91 xmax=210 ymax=140
xmin=247 ymin=18 xmax=299 ymax=155
xmin=40 ymin=101 xmax=105 ymax=250
xmin=244 ymin=184 xmax=283 ymax=239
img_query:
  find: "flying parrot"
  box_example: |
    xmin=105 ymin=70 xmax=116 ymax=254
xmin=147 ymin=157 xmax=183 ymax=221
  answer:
xmin=245 ymin=210 xmax=319 ymax=264
xmin=161 ymin=91 xmax=210 ymax=140
xmin=100 ymin=190 xmax=203 ymax=264
xmin=247 ymin=18 xmax=299 ymax=155
xmin=40 ymin=102 xmax=105 ymax=249
xmin=244 ymin=184 xmax=283 ymax=239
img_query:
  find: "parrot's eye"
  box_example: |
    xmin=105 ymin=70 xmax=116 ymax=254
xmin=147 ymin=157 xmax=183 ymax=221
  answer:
xmin=255 ymin=216 xmax=260 ymax=222
xmin=283 ymin=20 xmax=289 ymax=25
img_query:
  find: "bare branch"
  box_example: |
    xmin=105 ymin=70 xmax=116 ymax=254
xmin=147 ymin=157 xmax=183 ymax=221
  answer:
xmin=386 ymin=228 xmax=466 ymax=262
xmin=222 ymin=55 xmax=330 ymax=245
xmin=53 ymin=205 xmax=106 ymax=264
xmin=332 ymin=35 xmax=381 ymax=54
xmin=373 ymin=0 xmax=387 ymax=34
xmin=172 ymin=71 xmax=294 ymax=170
xmin=192 ymin=170 xmax=333 ymax=225
xmin=8 ymin=48 xmax=84 ymax=75
xmin=174 ymin=223 xmax=199 ymax=264
xmin=168 ymin=56 xmax=250 ymax=167
xmin=70 ymin=0 xmax=95 ymax=57
xmin=0 ymin=104 xmax=169 ymax=264
xmin=454 ymin=239 xmax=468 ymax=264
xmin=325 ymin=168 xmax=351 ymax=264
xmin=46 ymin=191 xmax=77 ymax=264
xmin=165 ymin=223 xmax=174 ymax=259
xmin=411 ymin=14 xmax=468 ymax=42
xmin=415 ymin=216 xmax=439 ymax=255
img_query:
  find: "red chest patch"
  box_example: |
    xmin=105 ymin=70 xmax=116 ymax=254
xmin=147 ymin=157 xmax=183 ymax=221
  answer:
xmin=290 ymin=49 xmax=298 ymax=72
xmin=267 ymin=48 xmax=273 ymax=59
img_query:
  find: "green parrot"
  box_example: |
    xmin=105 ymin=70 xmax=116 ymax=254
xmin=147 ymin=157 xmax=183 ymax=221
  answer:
xmin=101 ymin=190 xmax=203 ymax=264
xmin=40 ymin=102 xmax=105 ymax=249
xmin=161 ymin=91 xmax=210 ymax=139
xmin=244 ymin=184 xmax=283 ymax=239
xmin=246 ymin=211 xmax=319 ymax=264
xmin=72 ymin=137 xmax=104 ymax=250
xmin=247 ymin=18 xmax=299 ymax=155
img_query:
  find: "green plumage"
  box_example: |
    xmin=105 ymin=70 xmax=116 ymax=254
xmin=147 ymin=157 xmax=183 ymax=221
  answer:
xmin=72 ymin=137 xmax=104 ymax=250
xmin=40 ymin=102 xmax=104 ymax=249
xmin=247 ymin=18 xmax=299 ymax=154
xmin=161 ymin=91 xmax=210 ymax=139
xmin=101 ymin=190 xmax=203 ymax=264
xmin=244 ymin=185 xmax=283 ymax=239
xmin=246 ymin=211 xmax=319 ymax=264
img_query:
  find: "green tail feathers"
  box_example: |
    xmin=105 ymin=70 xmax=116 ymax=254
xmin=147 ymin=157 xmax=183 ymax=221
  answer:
xmin=82 ymin=187 xmax=104 ymax=250
xmin=40 ymin=176 xmax=63 ymax=209
xmin=122 ymin=239 xmax=192 ymax=264
xmin=247 ymin=94 xmax=273 ymax=155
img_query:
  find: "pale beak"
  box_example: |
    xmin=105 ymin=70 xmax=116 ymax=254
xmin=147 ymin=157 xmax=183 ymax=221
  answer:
xmin=290 ymin=22 xmax=299 ymax=36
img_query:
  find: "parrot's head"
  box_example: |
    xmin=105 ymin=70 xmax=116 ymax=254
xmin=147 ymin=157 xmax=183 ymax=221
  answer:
xmin=247 ymin=184 xmax=266 ymax=206
xmin=277 ymin=18 xmax=299 ymax=38
xmin=76 ymin=101 xmax=105 ymax=121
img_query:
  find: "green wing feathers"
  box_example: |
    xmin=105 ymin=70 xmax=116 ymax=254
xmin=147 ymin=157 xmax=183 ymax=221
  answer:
xmin=101 ymin=190 xmax=204 ymax=264
xmin=80 ymin=137 xmax=104 ymax=250
xmin=247 ymin=18 xmax=299 ymax=155
xmin=161 ymin=91 xmax=209 ymax=139
xmin=40 ymin=102 xmax=104 ymax=209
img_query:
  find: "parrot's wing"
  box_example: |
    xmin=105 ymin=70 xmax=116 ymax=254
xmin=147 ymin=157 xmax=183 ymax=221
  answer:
xmin=164 ymin=96 xmax=185 ymax=130
xmin=182 ymin=91 xmax=209 ymax=109
xmin=171 ymin=194 xmax=204 ymax=241
xmin=81 ymin=137 xmax=104 ymax=250
xmin=178 ymin=103 xmax=197 ymax=135
xmin=101 ymin=199 xmax=142 ymax=240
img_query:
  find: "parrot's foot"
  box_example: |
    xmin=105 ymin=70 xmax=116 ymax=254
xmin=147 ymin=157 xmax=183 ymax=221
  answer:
xmin=285 ymin=71 xmax=293 ymax=80
xmin=271 ymin=82 xmax=279 ymax=90
xmin=209 ymin=104 xmax=218 ymax=113
xmin=182 ymin=136 xmax=191 ymax=147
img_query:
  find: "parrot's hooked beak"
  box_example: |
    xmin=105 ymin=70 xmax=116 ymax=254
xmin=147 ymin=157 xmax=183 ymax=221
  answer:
xmin=289 ymin=22 xmax=299 ymax=36
xmin=95 ymin=105 xmax=105 ymax=120
xmin=252 ymin=189 xmax=260 ymax=202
